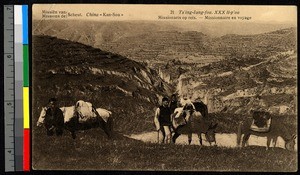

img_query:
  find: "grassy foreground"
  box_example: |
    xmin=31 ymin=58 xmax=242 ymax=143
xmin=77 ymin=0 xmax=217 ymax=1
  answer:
xmin=32 ymin=127 xmax=297 ymax=172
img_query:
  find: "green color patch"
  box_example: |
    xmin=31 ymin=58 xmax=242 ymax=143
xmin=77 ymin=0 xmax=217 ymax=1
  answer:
xmin=23 ymin=45 xmax=29 ymax=87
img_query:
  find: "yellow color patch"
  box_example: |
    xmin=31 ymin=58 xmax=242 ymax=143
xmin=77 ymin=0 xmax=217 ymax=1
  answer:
xmin=23 ymin=87 xmax=30 ymax=129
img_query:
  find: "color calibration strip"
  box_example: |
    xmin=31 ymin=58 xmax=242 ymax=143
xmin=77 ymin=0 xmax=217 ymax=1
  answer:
xmin=5 ymin=5 xmax=29 ymax=172
xmin=22 ymin=5 xmax=30 ymax=172
xmin=14 ymin=5 xmax=24 ymax=171
xmin=15 ymin=5 xmax=30 ymax=171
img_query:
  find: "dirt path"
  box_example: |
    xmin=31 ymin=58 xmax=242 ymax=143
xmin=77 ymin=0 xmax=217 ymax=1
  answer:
xmin=125 ymin=132 xmax=297 ymax=150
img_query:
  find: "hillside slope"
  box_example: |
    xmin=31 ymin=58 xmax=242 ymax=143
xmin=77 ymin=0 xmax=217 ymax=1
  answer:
xmin=179 ymin=51 xmax=297 ymax=114
xmin=32 ymin=35 xmax=173 ymax=133
xmin=33 ymin=23 xmax=297 ymax=115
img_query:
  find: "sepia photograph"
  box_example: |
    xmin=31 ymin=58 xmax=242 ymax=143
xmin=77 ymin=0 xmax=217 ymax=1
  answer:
xmin=31 ymin=4 xmax=297 ymax=171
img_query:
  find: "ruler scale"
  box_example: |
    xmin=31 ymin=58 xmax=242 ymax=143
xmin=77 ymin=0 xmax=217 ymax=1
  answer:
xmin=4 ymin=5 xmax=30 ymax=172
xmin=4 ymin=5 xmax=16 ymax=172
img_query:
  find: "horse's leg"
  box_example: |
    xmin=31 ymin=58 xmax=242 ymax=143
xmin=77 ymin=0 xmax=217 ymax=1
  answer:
xmin=242 ymin=133 xmax=251 ymax=147
xmin=237 ymin=121 xmax=243 ymax=147
xmin=273 ymin=136 xmax=278 ymax=149
xmin=99 ymin=118 xmax=111 ymax=139
xmin=65 ymin=119 xmax=77 ymax=139
xmin=198 ymin=133 xmax=203 ymax=146
xmin=172 ymin=131 xmax=180 ymax=144
xmin=266 ymin=136 xmax=271 ymax=150
xmin=67 ymin=124 xmax=76 ymax=139
xmin=188 ymin=133 xmax=192 ymax=145
xmin=106 ymin=117 xmax=113 ymax=138
xmin=71 ymin=131 xmax=76 ymax=139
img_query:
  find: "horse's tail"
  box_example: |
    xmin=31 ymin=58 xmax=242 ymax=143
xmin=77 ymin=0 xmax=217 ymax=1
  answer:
xmin=237 ymin=121 xmax=243 ymax=147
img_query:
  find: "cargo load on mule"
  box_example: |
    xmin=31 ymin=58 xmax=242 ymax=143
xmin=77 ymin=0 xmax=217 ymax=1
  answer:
xmin=250 ymin=110 xmax=271 ymax=132
xmin=37 ymin=100 xmax=113 ymax=139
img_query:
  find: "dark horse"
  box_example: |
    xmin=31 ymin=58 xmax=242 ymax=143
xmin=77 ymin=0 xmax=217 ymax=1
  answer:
xmin=237 ymin=111 xmax=296 ymax=151
xmin=171 ymin=102 xmax=217 ymax=145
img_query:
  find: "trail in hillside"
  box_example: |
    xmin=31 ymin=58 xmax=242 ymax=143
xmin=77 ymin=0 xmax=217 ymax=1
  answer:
xmin=241 ymin=60 xmax=269 ymax=71
xmin=125 ymin=131 xmax=297 ymax=151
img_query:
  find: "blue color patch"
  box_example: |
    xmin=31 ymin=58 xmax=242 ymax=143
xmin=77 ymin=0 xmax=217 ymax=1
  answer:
xmin=22 ymin=5 xmax=28 ymax=44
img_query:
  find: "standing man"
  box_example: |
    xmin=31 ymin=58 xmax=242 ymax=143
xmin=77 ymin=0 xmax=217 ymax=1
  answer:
xmin=44 ymin=98 xmax=64 ymax=136
xmin=169 ymin=94 xmax=178 ymax=114
xmin=154 ymin=97 xmax=172 ymax=144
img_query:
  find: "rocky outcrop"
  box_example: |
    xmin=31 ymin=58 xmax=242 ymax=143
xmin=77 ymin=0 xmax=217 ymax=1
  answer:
xmin=175 ymin=50 xmax=296 ymax=115
xmin=158 ymin=68 xmax=171 ymax=84
xmin=33 ymin=35 xmax=176 ymax=132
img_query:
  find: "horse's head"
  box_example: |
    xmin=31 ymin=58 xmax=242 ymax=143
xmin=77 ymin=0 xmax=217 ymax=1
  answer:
xmin=171 ymin=108 xmax=185 ymax=129
xmin=37 ymin=107 xmax=48 ymax=127
xmin=205 ymin=123 xmax=218 ymax=144
xmin=285 ymin=134 xmax=297 ymax=151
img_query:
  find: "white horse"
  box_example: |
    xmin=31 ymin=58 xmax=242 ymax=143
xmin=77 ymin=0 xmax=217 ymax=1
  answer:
xmin=37 ymin=106 xmax=113 ymax=139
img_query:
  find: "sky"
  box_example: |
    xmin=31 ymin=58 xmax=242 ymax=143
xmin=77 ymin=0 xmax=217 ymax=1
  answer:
xmin=32 ymin=4 xmax=297 ymax=24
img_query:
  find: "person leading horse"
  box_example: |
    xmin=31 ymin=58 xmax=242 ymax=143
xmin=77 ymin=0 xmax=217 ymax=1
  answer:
xmin=154 ymin=97 xmax=172 ymax=144
xmin=44 ymin=98 xmax=64 ymax=136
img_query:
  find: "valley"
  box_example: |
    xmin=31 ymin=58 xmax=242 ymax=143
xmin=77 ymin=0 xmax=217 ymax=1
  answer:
xmin=33 ymin=20 xmax=297 ymax=116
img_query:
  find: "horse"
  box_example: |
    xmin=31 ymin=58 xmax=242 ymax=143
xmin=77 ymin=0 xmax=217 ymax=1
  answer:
xmin=236 ymin=115 xmax=297 ymax=151
xmin=171 ymin=107 xmax=218 ymax=146
xmin=37 ymin=106 xmax=113 ymax=139
xmin=37 ymin=106 xmax=75 ymax=125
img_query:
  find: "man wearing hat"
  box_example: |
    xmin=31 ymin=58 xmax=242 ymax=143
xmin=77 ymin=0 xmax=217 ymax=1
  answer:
xmin=154 ymin=97 xmax=172 ymax=144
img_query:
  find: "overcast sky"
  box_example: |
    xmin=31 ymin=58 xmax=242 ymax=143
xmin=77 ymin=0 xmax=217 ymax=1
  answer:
xmin=33 ymin=4 xmax=297 ymax=24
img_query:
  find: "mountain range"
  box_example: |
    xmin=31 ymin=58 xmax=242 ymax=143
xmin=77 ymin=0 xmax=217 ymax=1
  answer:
xmin=33 ymin=20 xmax=297 ymax=115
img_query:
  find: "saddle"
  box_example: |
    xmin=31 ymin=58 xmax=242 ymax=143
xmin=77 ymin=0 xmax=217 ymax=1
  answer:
xmin=250 ymin=111 xmax=272 ymax=132
xmin=75 ymin=100 xmax=97 ymax=122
